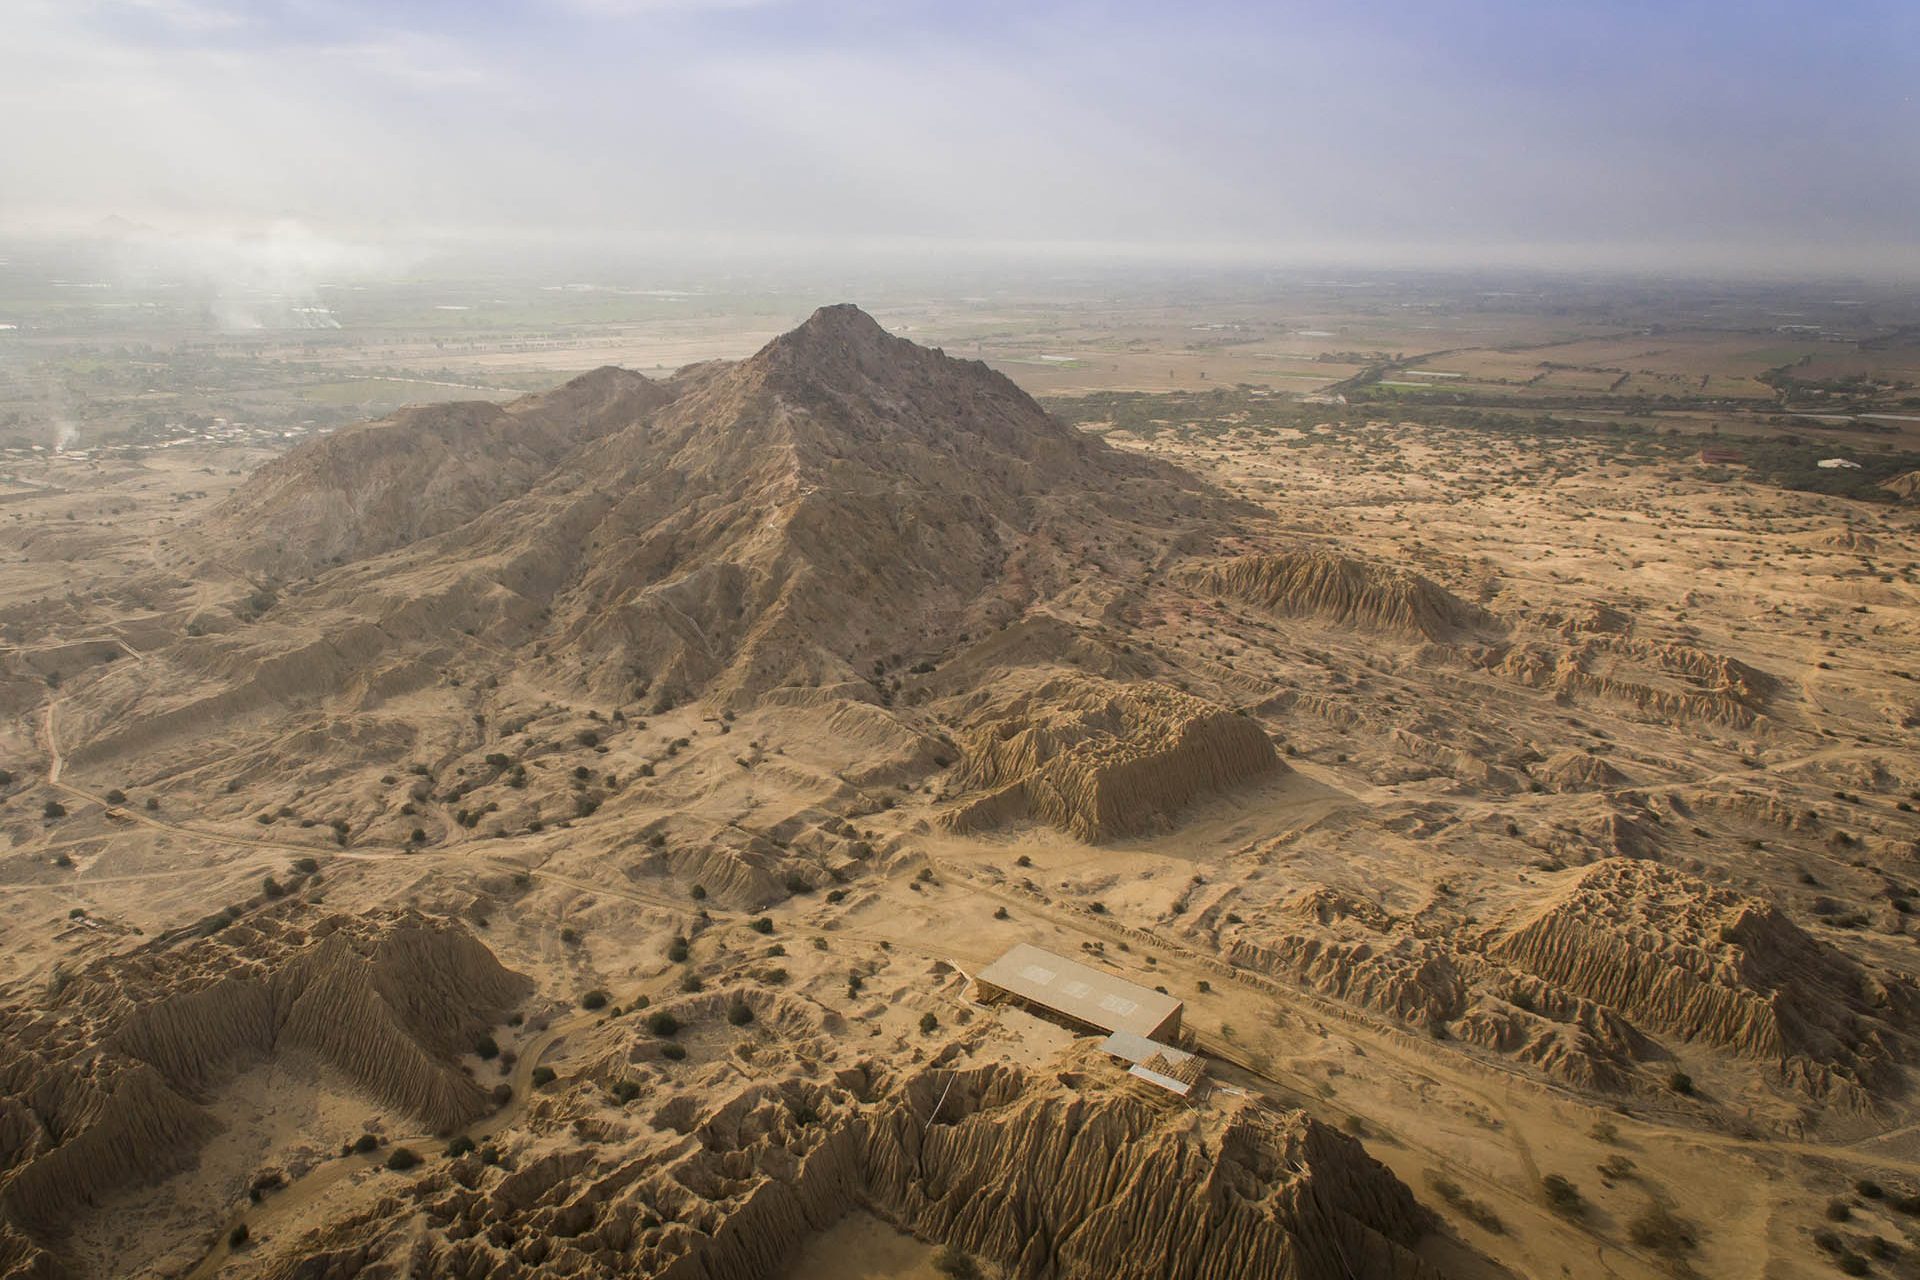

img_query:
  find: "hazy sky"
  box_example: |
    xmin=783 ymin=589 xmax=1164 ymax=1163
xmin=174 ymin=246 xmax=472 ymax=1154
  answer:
xmin=4 ymin=0 xmax=1917 ymax=275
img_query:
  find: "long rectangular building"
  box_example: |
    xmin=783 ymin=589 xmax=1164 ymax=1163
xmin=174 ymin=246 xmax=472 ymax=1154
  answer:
xmin=973 ymin=942 xmax=1182 ymax=1042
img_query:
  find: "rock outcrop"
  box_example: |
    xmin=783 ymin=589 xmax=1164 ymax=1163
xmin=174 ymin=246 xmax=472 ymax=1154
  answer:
xmin=942 ymin=676 xmax=1283 ymax=841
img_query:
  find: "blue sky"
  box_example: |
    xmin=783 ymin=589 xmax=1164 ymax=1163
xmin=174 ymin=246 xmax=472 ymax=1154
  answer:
xmin=3 ymin=0 xmax=1916 ymax=274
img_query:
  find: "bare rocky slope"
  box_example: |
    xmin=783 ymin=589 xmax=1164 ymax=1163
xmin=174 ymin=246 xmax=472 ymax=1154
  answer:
xmin=199 ymin=368 xmax=673 ymax=579
xmin=64 ymin=306 xmax=1229 ymax=772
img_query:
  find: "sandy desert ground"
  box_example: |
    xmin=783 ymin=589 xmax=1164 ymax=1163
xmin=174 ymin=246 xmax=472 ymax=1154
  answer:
xmin=0 ymin=305 xmax=1916 ymax=1280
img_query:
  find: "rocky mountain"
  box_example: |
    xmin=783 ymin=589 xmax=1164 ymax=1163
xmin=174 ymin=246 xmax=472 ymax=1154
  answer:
xmin=130 ymin=306 xmax=1222 ymax=730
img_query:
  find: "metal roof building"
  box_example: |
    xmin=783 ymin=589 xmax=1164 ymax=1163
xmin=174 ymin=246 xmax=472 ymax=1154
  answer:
xmin=973 ymin=943 xmax=1182 ymax=1042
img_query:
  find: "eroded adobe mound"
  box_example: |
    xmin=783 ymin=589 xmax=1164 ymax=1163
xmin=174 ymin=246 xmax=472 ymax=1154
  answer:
xmin=1534 ymin=749 xmax=1631 ymax=793
xmin=1184 ymin=549 xmax=1497 ymax=642
xmin=257 ymin=1046 xmax=1433 ymax=1280
xmin=1490 ymin=635 xmax=1778 ymax=727
xmin=942 ymin=675 xmax=1283 ymax=841
xmin=0 ymin=908 xmax=527 ymax=1249
xmin=1490 ymin=858 xmax=1913 ymax=1104
xmin=1881 ymin=470 xmax=1920 ymax=502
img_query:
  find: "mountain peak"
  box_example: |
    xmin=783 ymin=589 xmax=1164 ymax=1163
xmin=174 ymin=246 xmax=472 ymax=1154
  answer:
xmin=755 ymin=303 xmax=904 ymax=372
xmin=791 ymin=302 xmax=890 ymax=342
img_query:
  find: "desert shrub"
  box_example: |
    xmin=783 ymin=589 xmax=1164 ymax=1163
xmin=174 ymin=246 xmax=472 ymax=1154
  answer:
xmin=749 ymin=917 xmax=773 ymax=934
xmin=660 ymin=1042 xmax=687 ymax=1061
xmin=919 ymin=1012 xmax=939 ymax=1034
xmin=667 ymin=936 xmax=690 ymax=963
xmin=580 ymin=989 xmax=609 ymax=1010
xmin=1423 ymin=1170 xmax=1504 ymax=1234
xmin=932 ymin=1244 xmax=980 ymax=1279
xmin=727 ymin=999 xmax=755 ymax=1026
xmin=646 ymin=1011 xmax=681 ymax=1037
xmin=1827 ymin=1198 xmax=1853 ymax=1222
xmin=610 ymin=1079 xmax=640 ymax=1104
xmin=474 ymin=1034 xmax=500 ymax=1060
xmin=531 ymin=1066 xmax=556 ymax=1087
xmin=445 ymin=1135 xmax=476 ymax=1158
xmin=385 ymin=1147 xmax=421 ymax=1171
xmin=1627 ymin=1201 xmax=1698 ymax=1262
xmin=229 ymin=1223 xmax=249 ymax=1247
xmin=42 ymin=801 xmax=65 ymax=819
xmin=1599 ymin=1154 xmax=1636 ymax=1180
xmin=351 ymin=1134 xmax=381 ymax=1154
xmin=1541 ymin=1174 xmax=1584 ymax=1216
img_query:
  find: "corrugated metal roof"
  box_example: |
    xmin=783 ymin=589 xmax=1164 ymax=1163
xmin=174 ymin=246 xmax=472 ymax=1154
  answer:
xmin=1100 ymin=1030 xmax=1198 ymax=1067
xmin=1128 ymin=1063 xmax=1196 ymax=1097
xmin=975 ymin=943 xmax=1181 ymax=1037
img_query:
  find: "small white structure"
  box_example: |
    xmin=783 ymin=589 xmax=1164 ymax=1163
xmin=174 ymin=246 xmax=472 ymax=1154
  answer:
xmin=1817 ymin=458 xmax=1863 ymax=470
